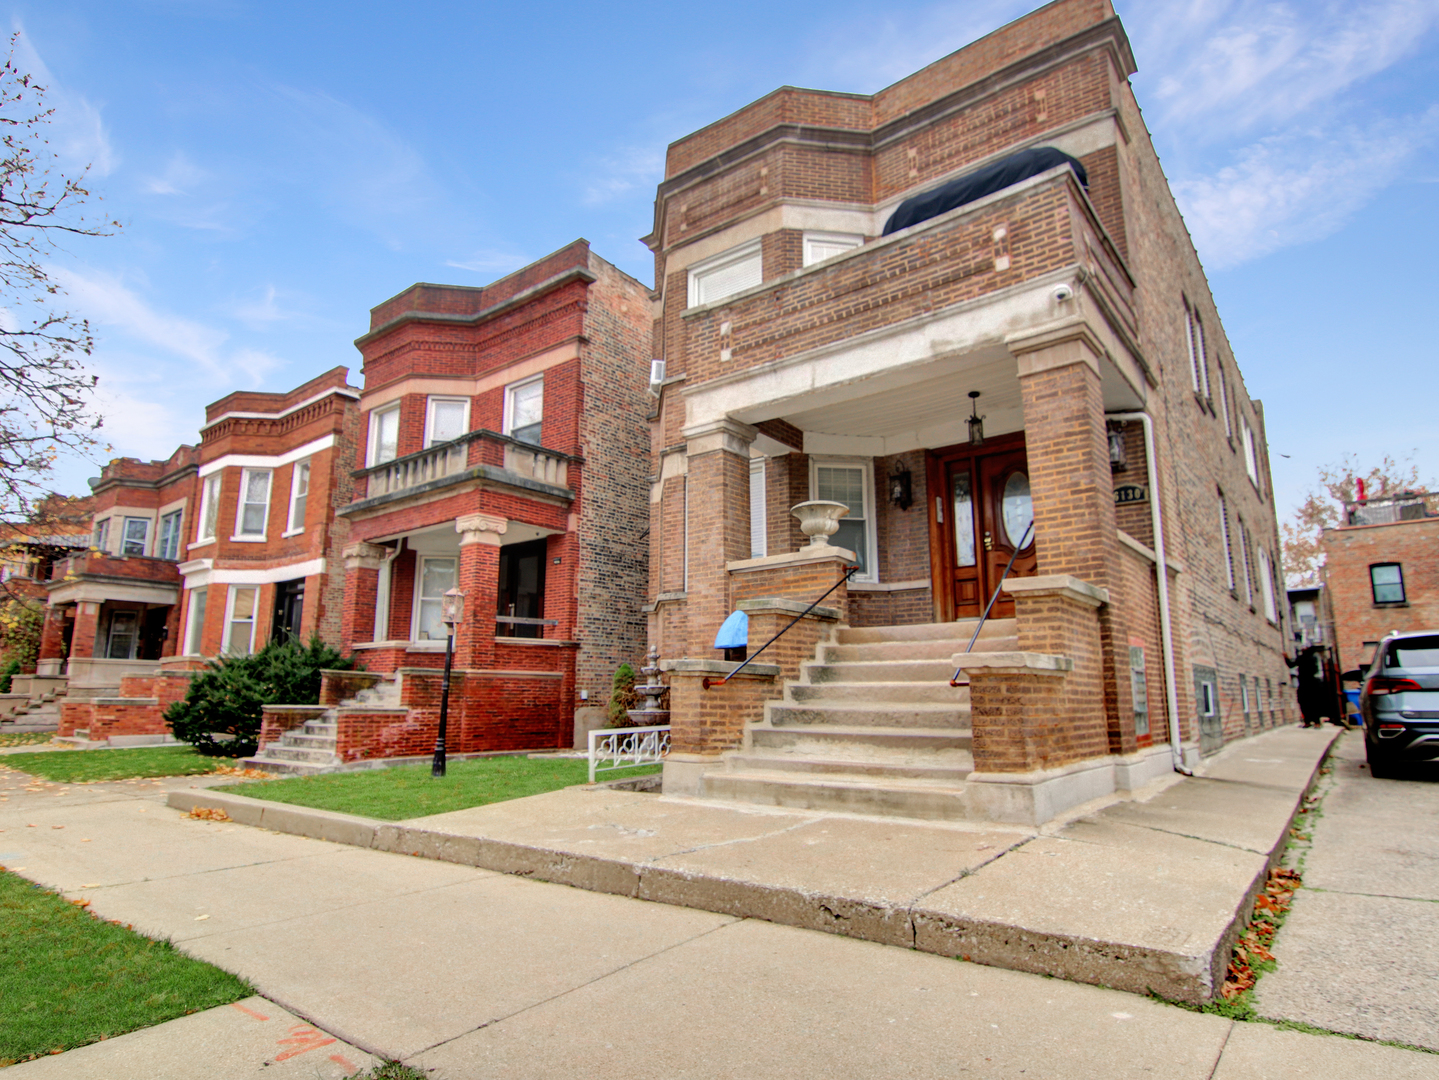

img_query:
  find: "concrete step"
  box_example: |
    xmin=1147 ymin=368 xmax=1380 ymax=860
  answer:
xmin=302 ymin=722 xmax=337 ymax=736
xmin=751 ymin=724 xmax=972 ymax=754
xmin=819 ymin=635 xmax=1018 ymax=663
xmin=1 ymin=720 xmax=58 ymax=734
xmin=722 ymin=753 xmax=972 ymax=782
xmin=836 ymin=618 xmax=1016 ymax=645
xmin=257 ymin=745 xmax=339 ymax=764
xmin=786 ymin=681 xmax=967 ymax=706
xmin=241 ymin=756 xmax=340 ymax=776
xmin=700 ymin=769 xmax=969 ymax=820
xmin=802 ymin=658 xmax=963 ymax=684
xmin=281 ymin=734 xmax=338 ymax=750
xmin=766 ymin=701 xmax=969 ymax=728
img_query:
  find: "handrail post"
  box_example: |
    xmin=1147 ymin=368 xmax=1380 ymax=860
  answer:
xmin=950 ymin=519 xmax=1033 ymax=688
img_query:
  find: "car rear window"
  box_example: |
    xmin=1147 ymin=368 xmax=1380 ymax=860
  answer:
xmin=1387 ymin=636 xmax=1439 ymax=669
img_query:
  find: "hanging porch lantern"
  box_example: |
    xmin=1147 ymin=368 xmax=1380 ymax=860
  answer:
xmin=967 ymin=391 xmax=985 ymax=448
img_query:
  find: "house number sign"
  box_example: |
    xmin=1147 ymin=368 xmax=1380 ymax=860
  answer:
xmin=1114 ymin=484 xmax=1148 ymax=505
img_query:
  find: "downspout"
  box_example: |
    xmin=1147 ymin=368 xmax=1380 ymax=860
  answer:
xmin=1107 ymin=410 xmax=1190 ymax=775
xmin=373 ymin=538 xmax=404 ymax=644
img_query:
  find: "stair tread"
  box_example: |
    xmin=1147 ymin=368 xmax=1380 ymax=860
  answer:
xmin=712 ymin=768 xmax=966 ymax=792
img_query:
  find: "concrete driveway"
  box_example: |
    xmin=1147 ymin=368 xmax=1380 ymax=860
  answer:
xmin=1256 ymin=731 xmax=1439 ymax=1049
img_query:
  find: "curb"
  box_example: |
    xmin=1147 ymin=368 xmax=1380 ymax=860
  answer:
xmin=167 ymin=731 xmax=1338 ymax=1006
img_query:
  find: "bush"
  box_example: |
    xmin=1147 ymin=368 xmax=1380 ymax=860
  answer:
xmin=607 ymin=662 xmax=637 ymax=727
xmin=0 ymin=657 xmax=19 ymax=694
xmin=165 ymin=637 xmax=357 ymax=758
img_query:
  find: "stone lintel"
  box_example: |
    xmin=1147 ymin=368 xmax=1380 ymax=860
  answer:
xmin=682 ymin=417 xmax=758 ymax=458
xmin=726 ymin=544 xmax=857 ymax=574
xmin=737 ymin=598 xmax=842 ymax=621
xmin=1007 ymin=319 xmax=1106 ymax=378
xmin=343 ymin=541 xmax=387 ymax=571
xmin=1002 ymin=574 xmax=1109 ymax=608
xmin=456 ymin=513 xmax=507 ymax=546
xmin=955 ymin=651 xmax=1073 ymax=675
xmin=661 ymin=658 xmax=781 ymax=679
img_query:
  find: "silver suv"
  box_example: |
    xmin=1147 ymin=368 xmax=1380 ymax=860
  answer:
xmin=1350 ymin=631 xmax=1439 ymax=779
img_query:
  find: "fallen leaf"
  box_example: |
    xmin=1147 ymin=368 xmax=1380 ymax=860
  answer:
xmin=194 ymin=914 xmax=210 ymax=921
xmin=50 ymin=825 xmax=63 ymax=830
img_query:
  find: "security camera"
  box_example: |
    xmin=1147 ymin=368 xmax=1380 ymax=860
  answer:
xmin=1051 ymin=284 xmax=1074 ymax=302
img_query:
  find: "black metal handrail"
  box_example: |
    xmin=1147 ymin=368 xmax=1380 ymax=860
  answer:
xmin=705 ymin=566 xmax=859 ymax=689
xmin=949 ymin=519 xmax=1033 ymax=688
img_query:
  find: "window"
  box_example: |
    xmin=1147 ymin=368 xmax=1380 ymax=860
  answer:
xmin=1258 ymin=546 xmax=1278 ymax=623
xmin=813 ymin=460 xmax=874 ymax=580
xmin=505 ymin=377 xmax=543 ymax=446
xmin=1130 ymin=646 xmax=1149 ymax=737
xmin=1238 ymin=523 xmax=1254 ymax=607
xmin=1240 ymin=415 xmax=1258 ymax=485
xmin=185 ymin=588 xmax=208 ymax=655
xmin=414 ymin=556 xmax=457 ymax=641
xmin=1217 ymin=366 xmax=1233 ymax=438
xmin=224 ymin=586 xmax=258 ymax=655
xmin=1239 ymin=674 xmax=1250 ymax=716
xmin=197 ymin=474 xmax=222 ymax=543
xmin=1184 ymin=302 xmax=1210 ymax=398
xmin=749 ymin=458 xmax=767 ymax=559
xmin=802 ymin=232 xmax=863 ymax=267
xmin=368 ymin=405 xmax=400 ymax=466
xmin=287 ymin=460 xmax=310 ymax=533
xmin=106 ymin=610 xmax=138 ymax=660
xmin=1218 ymin=493 xmax=1235 ymax=591
xmin=157 ymin=510 xmax=183 ymax=560
xmin=121 ymin=517 xmax=149 ymax=557
xmin=235 ymin=469 xmax=272 ymax=538
xmin=687 ymin=239 xmax=762 ymax=308
xmin=1371 ymin=563 xmax=1406 ymax=604
xmin=425 ymin=396 xmax=470 ymax=448
xmin=93 ymin=518 xmax=110 ymax=552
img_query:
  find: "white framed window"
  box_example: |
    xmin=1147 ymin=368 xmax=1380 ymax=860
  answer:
xmin=121 ymin=517 xmax=150 ymax=557
xmin=811 ymin=458 xmax=875 ymax=581
xmin=749 ymin=457 xmax=767 ymax=559
xmin=224 ymin=586 xmax=259 ymax=655
xmin=93 ymin=518 xmax=111 ymax=552
xmin=1239 ymin=674 xmax=1250 ymax=716
xmin=368 ymin=404 xmax=400 ymax=467
xmin=1258 ymin=547 xmax=1278 ymax=624
xmin=1238 ymin=523 xmax=1254 ymax=607
xmin=1241 ymin=415 xmax=1259 ymax=486
xmin=234 ymin=469 xmax=272 ymax=539
xmin=1218 ymin=493 xmax=1235 ymax=592
xmin=196 ymin=474 xmax=222 ymax=544
xmin=1199 ymin=678 xmax=1217 ymax=718
xmin=184 ymin=587 xmax=208 ymax=656
xmin=687 ymin=238 xmax=762 ymax=308
xmin=106 ymin=610 xmax=138 ymax=660
xmin=1184 ymin=301 xmax=1210 ymax=398
xmin=157 ymin=510 xmax=183 ymax=560
xmin=802 ymin=231 xmax=863 ymax=267
xmin=1216 ymin=365 xmax=1233 ymax=438
xmin=413 ymin=556 xmax=457 ymax=641
xmin=286 ymin=460 xmax=311 ymax=534
xmin=504 ymin=376 xmax=543 ymax=446
xmin=425 ymin=396 xmax=470 ymax=448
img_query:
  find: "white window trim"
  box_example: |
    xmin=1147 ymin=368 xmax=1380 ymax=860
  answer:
xmin=1184 ymin=304 xmax=1200 ymax=393
xmin=802 ymin=231 xmax=864 ymax=267
xmin=809 ymin=456 xmax=877 ymax=583
xmin=424 ymin=396 xmax=471 ymax=449
xmin=157 ymin=508 xmax=185 ymax=560
xmin=411 ymin=555 xmax=458 ymax=642
xmin=1259 ymin=547 xmax=1279 ymax=624
xmin=1194 ymin=314 xmax=1210 ymax=398
xmin=367 ymin=404 xmax=401 ymax=468
xmin=284 ymin=459 xmax=311 ymax=536
xmin=1217 ymin=365 xmax=1233 ymax=438
xmin=183 ymin=587 xmax=208 ymax=656
xmin=687 ymin=238 xmax=763 ymax=308
xmin=231 ymin=468 xmax=273 ymax=542
xmin=93 ymin=517 xmax=112 ymax=553
xmin=749 ymin=457 xmax=767 ymax=560
xmin=120 ymin=516 xmax=151 ymax=557
xmin=1240 ymin=415 xmax=1259 ymax=486
xmin=1218 ymin=493 xmax=1235 ymax=592
xmin=222 ymin=585 xmax=259 ymax=656
xmin=503 ymin=374 xmax=544 ymax=442
xmin=194 ymin=474 xmax=222 ymax=546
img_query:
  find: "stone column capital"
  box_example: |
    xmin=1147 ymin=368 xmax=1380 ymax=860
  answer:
xmin=682 ymin=417 xmax=758 ymax=458
xmin=342 ymin=542 xmax=387 ymax=571
xmin=456 ymin=513 xmax=507 ymax=546
xmin=1008 ymin=320 xmax=1106 ymax=378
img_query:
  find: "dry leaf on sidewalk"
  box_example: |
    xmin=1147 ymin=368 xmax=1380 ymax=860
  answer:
xmin=187 ymin=807 xmax=231 ymax=822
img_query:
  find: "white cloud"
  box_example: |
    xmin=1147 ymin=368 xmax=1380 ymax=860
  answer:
xmin=142 ymin=152 xmax=208 ymax=197
xmin=11 ymin=25 xmax=117 ymax=176
xmin=582 ymin=146 xmax=664 ymax=206
xmin=444 ymin=250 xmax=530 ymax=275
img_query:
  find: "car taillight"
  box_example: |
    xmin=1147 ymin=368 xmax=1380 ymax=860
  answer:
xmin=1369 ymin=678 xmax=1424 ymax=695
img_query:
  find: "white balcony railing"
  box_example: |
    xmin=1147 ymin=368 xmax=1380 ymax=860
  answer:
xmin=366 ymin=441 xmax=468 ymax=499
xmin=504 ymin=442 xmax=568 ymax=487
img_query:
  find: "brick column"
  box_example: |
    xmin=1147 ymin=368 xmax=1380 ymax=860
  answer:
xmin=38 ymin=603 xmax=69 ymax=665
xmin=70 ymin=601 xmax=100 ymax=660
xmin=679 ymin=417 xmax=756 ymax=657
xmin=1012 ymin=326 xmax=1136 ymax=753
xmin=455 ymin=514 xmax=505 ymax=670
xmin=340 ymin=543 xmax=385 ymax=654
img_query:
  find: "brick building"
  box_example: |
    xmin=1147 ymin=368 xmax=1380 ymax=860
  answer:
xmin=1321 ymin=491 xmax=1439 ymax=674
xmin=256 ymin=240 xmax=651 ymax=766
xmin=645 ymin=0 xmax=1294 ymax=823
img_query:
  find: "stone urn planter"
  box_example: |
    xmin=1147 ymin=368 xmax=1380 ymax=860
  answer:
xmin=791 ymin=500 xmax=849 ymax=547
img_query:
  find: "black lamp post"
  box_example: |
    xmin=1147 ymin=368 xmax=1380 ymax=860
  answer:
xmin=431 ymin=586 xmax=465 ymax=778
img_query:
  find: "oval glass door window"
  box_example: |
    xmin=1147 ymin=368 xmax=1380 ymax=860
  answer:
xmin=1002 ymin=472 xmax=1034 ymax=548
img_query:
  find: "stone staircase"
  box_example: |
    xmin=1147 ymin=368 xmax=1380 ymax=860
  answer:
xmin=2 ymin=686 xmax=67 ymax=734
xmin=700 ymin=618 xmax=1018 ymax=820
xmin=244 ymin=678 xmax=403 ymax=775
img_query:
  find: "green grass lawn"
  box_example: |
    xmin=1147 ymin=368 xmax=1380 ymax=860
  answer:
xmin=0 ymin=869 xmax=251 ymax=1065
xmin=0 ymin=731 xmax=55 ymax=748
xmin=1 ymin=745 xmax=223 ymax=783
xmin=216 ymin=754 xmax=657 ymax=821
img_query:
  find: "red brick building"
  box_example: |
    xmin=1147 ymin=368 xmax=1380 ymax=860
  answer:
xmin=1321 ymin=492 xmax=1439 ymax=674
xmin=254 ymin=240 xmax=651 ymax=765
xmin=646 ymin=0 xmax=1294 ymax=823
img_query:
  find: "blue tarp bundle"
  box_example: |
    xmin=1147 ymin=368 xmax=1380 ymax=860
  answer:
xmin=882 ymin=147 xmax=1088 ymax=237
xmin=714 ymin=610 xmax=748 ymax=649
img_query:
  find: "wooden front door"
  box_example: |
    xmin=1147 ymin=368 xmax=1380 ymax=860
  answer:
xmin=928 ymin=436 xmax=1038 ymax=622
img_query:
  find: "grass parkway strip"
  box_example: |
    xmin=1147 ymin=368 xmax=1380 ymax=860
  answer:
xmin=0 ymin=745 xmax=224 ymax=783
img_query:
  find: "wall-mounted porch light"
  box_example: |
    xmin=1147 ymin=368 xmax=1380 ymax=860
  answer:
xmin=1108 ymin=423 xmax=1128 ymax=471
xmin=888 ymin=463 xmax=913 ymax=510
xmin=967 ymin=391 xmax=985 ymax=448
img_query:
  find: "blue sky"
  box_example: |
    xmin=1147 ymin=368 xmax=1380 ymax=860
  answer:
xmin=12 ymin=0 xmax=1439 ymax=531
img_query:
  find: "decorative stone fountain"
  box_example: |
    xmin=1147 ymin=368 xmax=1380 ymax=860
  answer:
xmin=626 ymin=647 xmax=670 ymax=727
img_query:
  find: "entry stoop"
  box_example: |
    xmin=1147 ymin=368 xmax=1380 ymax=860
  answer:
xmin=700 ymin=618 xmax=1016 ymax=820
xmin=244 ymin=677 xmax=403 ymax=775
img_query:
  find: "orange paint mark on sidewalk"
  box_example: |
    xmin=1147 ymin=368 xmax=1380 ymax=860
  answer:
xmin=229 ymin=1002 xmax=271 ymax=1021
xmin=329 ymin=1052 xmax=359 ymax=1072
xmin=274 ymin=1024 xmax=337 ymax=1062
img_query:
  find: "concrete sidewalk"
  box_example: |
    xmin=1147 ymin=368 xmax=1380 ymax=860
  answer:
xmin=4 ymin=746 xmax=1438 ymax=1079
xmin=169 ymin=725 xmax=1341 ymax=1003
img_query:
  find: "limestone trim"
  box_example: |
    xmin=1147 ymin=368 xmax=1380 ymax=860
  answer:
xmin=1008 ymin=320 xmax=1105 ymax=377
xmin=736 ymin=598 xmax=842 ymax=621
xmin=1002 ymin=574 xmax=1110 ymax=609
xmin=182 ymin=557 xmax=327 ymax=589
xmin=661 ymin=658 xmax=781 ymax=678
xmin=1116 ymin=529 xmax=1184 ymax=575
xmin=456 ymin=513 xmax=507 ymax=547
xmin=682 ymin=417 xmax=758 ymax=458
xmin=45 ymin=581 xmax=178 ymax=607
xmin=953 ymin=651 xmax=1074 ymax=675
xmin=725 ymin=545 xmax=857 ymax=574
xmin=850 ymin=578 xmax=930 ymax=592
xmin=357 ymin=341 xmax=582 ymax=413
xmin=343 ymin=542 xmax=387 ymax=571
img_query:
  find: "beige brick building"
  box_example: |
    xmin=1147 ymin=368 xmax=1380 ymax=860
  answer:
xmin=645 ymin=0 xmax=1294 ymax=823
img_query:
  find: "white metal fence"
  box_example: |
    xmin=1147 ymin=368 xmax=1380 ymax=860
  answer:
xmin=588 ymin=725 xmax=670 ymax=783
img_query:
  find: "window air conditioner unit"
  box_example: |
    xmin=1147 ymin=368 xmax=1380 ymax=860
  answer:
xmin=648 ymin=359 xmax=666 ymax=395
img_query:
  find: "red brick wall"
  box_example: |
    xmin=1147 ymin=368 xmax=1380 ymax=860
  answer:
xmin=1322 ymin=518 xmax=1439 ymax=673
